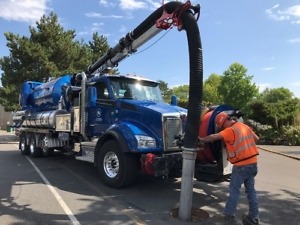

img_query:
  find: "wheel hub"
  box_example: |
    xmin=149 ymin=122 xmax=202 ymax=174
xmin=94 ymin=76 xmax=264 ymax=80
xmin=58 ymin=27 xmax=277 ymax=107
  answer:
xmin=103 ymin=151 xmax=119 ymax=178
xmin=21 ymin=142 xmax=25 ymax=151
xmin=30 ymin=142 xmax=35 ymax=154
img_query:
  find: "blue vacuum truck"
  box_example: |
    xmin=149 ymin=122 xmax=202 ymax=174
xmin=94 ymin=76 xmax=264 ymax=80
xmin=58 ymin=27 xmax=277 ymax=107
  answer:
xmin=13 ymin=1 xmax=238 ymax=188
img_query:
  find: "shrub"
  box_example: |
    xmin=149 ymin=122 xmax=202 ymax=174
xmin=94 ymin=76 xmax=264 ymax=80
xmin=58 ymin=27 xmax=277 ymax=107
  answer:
xmin=282 ymin=126 xmax=300 ymax=146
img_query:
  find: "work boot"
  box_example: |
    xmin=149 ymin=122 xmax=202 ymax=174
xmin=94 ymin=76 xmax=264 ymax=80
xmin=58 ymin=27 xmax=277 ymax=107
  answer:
xmin=242 ymin=214 xmax=259 ymax=225
xmin=215 ymin=214 xmax=237 ymax=225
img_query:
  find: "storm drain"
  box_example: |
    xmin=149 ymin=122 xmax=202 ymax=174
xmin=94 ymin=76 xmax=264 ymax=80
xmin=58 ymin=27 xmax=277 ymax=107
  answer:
xmin=170 ymin=207 xmax=210 ymax=222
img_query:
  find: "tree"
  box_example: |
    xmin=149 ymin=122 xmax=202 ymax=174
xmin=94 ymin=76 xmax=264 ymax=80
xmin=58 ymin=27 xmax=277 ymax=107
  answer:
xmin=158 ymin=80 xmax=172 ymax=102
xmin=171 ymin=85 xmax=189 ymax=101
xmin=218 ymin=63 xmax=259 ymax=113
xmin=0 ymin=13 xmax=110 ymax=111
xmin=249 ymin=87 xmax=299 ymax=129
xmin=203 ymin=73 xmax=223 ymax=106
xmin=88 ymin=32 xmax=119 ymax=74
xmin=261 ymin=87 xmax=294 ymax=103
xmin=248 ymin=99 xmax=270 ymax=124
xmin=89 ymin=32 xmax=109 ymax=64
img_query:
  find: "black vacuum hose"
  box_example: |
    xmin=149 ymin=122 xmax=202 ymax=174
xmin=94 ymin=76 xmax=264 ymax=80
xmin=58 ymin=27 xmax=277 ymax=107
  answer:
xmin=129 ymin=1 xmax=203 ymax=149
xmin=181 ymin=10 xmax=203 ymax=150
xmin=132 ymin=2 xmax=203 ymax=150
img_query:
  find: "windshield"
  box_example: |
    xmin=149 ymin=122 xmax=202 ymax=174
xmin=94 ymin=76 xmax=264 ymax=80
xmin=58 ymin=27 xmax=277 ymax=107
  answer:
xmin=110 ymin=78 xmax=163 ymax=102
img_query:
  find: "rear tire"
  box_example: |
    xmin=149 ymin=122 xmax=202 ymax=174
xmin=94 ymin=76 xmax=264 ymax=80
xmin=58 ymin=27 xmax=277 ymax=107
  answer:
xmin=42 ymin=147 xmax=54 ymax=157
xmin=41 ymin=135 xmax=54 ymax=157
xmin=20 ymin=133 xmax=29 ymax=155
xmin=29 ymin=134 xmax=42 ymax=158
xmin=97 ymin=140 xmax=138 ymax=188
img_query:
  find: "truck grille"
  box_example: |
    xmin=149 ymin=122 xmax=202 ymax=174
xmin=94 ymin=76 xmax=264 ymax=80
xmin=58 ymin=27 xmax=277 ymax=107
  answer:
xmin=163 ymin=116 xmax=183 ymax=152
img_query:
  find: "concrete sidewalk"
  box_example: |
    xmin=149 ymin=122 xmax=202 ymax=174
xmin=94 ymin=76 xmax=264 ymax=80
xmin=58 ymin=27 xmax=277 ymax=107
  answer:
xmin=258 ymin=145 xmax=300 ymax=160
xmin=0 ymin=130 xmax=19 ymax=144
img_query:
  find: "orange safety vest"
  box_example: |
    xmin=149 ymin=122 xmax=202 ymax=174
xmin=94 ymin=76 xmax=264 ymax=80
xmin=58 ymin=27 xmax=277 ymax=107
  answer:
xmin=224 ymin=122 xmax=259 ymax=165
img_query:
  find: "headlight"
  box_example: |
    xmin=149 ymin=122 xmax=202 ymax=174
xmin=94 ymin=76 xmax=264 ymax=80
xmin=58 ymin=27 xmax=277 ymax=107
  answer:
xmin=135 ymin=135 xmax=156 ymax=148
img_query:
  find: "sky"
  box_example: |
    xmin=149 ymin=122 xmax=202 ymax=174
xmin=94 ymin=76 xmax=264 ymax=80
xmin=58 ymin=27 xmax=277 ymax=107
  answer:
xmin=0 ymin=0 xmax=300 ymax=97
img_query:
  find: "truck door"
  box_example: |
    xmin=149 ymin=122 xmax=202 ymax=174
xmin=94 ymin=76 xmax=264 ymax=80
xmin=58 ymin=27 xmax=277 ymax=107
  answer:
xmin=88 ymin=81 xmax=115 ymax=136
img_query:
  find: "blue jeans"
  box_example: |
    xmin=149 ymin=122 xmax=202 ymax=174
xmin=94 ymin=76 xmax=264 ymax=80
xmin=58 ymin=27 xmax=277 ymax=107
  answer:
xmin=224 ymin=163 xmax=259 ymax=220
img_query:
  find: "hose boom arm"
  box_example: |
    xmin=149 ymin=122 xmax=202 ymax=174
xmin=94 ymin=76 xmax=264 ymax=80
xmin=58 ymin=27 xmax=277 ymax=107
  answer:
xmin=86 ymin=1 xmax=200 ymax=75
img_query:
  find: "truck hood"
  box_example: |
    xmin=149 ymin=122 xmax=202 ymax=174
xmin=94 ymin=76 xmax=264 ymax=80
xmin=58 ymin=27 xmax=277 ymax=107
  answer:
xmin=117 ymin=99 xmax=186 ymax=152
xmin=122 ymin=99 xmax=187 ymax=115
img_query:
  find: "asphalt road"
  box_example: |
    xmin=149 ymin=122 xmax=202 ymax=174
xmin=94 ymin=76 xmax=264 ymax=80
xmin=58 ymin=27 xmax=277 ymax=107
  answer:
xmin=0 ymin=132 xmax=299 ymax=225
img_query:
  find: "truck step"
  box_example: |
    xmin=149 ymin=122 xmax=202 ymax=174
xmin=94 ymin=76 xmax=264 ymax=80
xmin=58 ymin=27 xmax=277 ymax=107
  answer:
xmin=75 ymin=155 xmax=94 ymax=163
xmin=75 ymin=146 xmax=95 ymax=163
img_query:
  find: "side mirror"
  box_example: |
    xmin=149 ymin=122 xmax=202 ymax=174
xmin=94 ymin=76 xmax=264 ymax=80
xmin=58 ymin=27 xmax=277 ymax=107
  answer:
xmin=170 ymin=95 xmax=178 ymax=106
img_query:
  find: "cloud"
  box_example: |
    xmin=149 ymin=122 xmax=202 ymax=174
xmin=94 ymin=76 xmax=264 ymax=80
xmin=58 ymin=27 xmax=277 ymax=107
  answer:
xmin=91 ymin=22 xmax=104 ymax=32
xmin=257 ymin=83 xmax=271 ymax=93
xmin=76 ymin=22 xmax=105 ymax=36
xmin=262 ymin=67 xmax=275 ymax=71
xmin=288 ymin=38 xmax=300 ymax=43
xmin=85 ymin=12 xmax=123 ymax=19
xmin=0 ymin=0 xmax=49 ymax=23
xmin=265 ymin=4 xmax=300 ymax=24
xmin=145 ymin=0 xmax=162 ymax=10
xmin=99 ymin=0 xmax=116 ymax=7
xmin=289 ymin=81 xmax=300 ymax=86
xmin=119 ymin=0 xmax=161 ymax=11
xmin=119 ymin=0 xmax=147 ymax=10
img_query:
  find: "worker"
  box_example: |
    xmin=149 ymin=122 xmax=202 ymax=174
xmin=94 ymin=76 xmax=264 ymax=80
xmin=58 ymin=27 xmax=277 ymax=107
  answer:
xmin=198 ymin=111 xmax=260 ymax=225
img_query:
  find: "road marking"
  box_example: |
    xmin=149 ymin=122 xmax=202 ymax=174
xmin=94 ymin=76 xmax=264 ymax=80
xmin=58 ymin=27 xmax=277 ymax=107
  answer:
xmin=25 ymin=156 xmax=81 ymax=225
xmin=62 ymin=165 xmax=147 ymax=225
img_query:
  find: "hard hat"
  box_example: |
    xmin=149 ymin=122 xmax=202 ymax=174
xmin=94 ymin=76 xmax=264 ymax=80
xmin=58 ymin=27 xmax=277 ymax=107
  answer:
xmin=215 ymin=112 xmax=228 ymax=127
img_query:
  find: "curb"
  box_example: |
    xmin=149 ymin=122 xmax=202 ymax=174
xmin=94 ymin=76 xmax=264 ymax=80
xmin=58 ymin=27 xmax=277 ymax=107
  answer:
xmin=258 ymin=146 xmax=300 ymax=161
xmin=0 ymin=143 xmax=19 ymax=145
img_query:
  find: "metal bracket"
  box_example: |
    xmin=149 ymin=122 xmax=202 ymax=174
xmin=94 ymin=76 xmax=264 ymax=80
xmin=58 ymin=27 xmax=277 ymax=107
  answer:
xmin=156 ymin=1 xmax=200 ymax=31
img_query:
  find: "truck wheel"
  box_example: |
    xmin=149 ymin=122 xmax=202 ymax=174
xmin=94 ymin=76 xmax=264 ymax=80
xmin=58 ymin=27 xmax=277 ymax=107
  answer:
xmin=20 ymin=133 xmax=29 ymax=155
xmin=97 ymin=140 xmax=138 ymax=188
xmin=29 ymin=134 xmax=42 ymax=158
xmin=42 ymin=147 xmax=54 ymax=157
xmin=41 ymin=136 xmax=54 ymax=157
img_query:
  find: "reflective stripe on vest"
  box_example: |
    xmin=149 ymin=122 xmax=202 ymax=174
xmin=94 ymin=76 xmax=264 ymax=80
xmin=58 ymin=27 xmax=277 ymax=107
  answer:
xmin=226 ymin=123 xmax=259 ymax=163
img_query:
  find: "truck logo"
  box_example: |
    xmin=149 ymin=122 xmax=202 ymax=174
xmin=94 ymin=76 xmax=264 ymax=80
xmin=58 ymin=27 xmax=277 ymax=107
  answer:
xmin=97 ymin=109 xmax=102 ymax=118
xmin=96 ymin=109 xmax=102 ymax=122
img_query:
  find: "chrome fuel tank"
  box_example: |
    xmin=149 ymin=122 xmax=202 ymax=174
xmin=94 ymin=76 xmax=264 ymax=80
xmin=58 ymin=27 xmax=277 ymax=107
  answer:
xmin=23 ymin=110 xmax=69 ymax=129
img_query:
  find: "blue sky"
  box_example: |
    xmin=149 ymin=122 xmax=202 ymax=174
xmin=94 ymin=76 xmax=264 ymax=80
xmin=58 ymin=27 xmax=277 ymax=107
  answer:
xmin=0 ymin=0 xmax=300 ymax=97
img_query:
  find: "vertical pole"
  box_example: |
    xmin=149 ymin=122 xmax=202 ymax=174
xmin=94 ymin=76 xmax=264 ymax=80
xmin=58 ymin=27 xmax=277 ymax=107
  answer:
xmin=0 ymin=106 xmax=2 ymax=130
xmin=179 ymin=149 xmax=197 ymax=221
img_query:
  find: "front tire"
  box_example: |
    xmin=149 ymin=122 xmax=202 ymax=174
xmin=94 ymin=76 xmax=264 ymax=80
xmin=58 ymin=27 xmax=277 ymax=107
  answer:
xmin=97 ymin=140 xmax=138 ymax=188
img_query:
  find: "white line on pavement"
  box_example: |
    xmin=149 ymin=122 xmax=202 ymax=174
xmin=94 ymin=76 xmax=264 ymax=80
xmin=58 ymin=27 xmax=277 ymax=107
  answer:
xmin=25 ymin=155 xmax=81 ymax=225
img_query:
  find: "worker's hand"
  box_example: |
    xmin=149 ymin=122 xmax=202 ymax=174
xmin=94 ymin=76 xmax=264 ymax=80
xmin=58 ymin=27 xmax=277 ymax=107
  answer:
xmin=197 ymin=137 xmax=205 ymax=148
